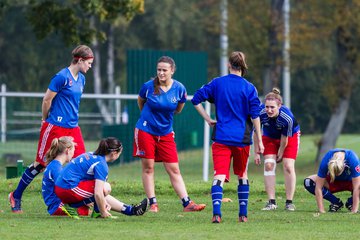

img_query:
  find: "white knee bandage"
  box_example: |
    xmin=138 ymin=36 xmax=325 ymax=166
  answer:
xmin=264 ymin=158 xmax=276 ymax=176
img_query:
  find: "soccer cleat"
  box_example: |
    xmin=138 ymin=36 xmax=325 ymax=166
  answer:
xmin=91 ymin=210 xmax=101 ymax=218
xmin=239 ymin=216 xmax=248 ymax=222
xmin=132 ymin=198 xmax=149 ymax=216
xmin=345 ymin=200 xmax=352 ymax=211
xmin=285 ymin=203 xmax=296 ymax=211
xmin=262 ymin=201 xmax=277 ymax=210
xmin=149 ymin=203 xmax=159 ymax=213
xmin=212 ymin=214 xmax=221 ymax=223
xmin=61 ymin=204 xmax=80 ymax=219
xmin=183 ymin=201 xmax=206 ymax=212
xmin=9 ymin=192 xmax=23 ymax=213
xmin=329 ymin=200 xmax=344 ymax=212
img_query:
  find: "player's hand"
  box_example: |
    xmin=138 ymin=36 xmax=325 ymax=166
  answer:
xmin=207 ymin=119 xmax=217 ymax=127
xmin=254 ymin=153 xmax=261 ymax=165
xmin=101 ymin=211 xmax=112 ymax=218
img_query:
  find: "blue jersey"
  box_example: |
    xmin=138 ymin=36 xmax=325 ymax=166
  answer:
xmin=318 ymin=149 xmax=360 ymax=181
xmin=191 ymin=74 xmax=261 ymax=147
xmin=55 ymin=152 xmax=108 ymax=189
xmin=46 ymin=68 xmax=85 ymax=128
xmin=42 ymin=160 xmax=62 ymax=215
xmin=135 ymin=79 xmax=187 ymax=136
xmin=259 ymin=104 xmax=300 ymax=139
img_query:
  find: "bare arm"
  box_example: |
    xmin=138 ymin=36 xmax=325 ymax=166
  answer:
xmin=193 ymin=103 xmax=216 ymax=126
xmin=351 ymin=176 xmax=360 ymax=213
xmin=42 ymin=89 xmax=57 ymax=121
xmin=251 ymin=117 xmax=264 ymax=155
xmin=94 ymin=179 xmax=111 ymax=218
xmin=174 ymin=102 xmax=185 ymax=114
xmin=253 ymin=133 xmax=261 ymax=165
xmin=315 ymin=176 xmax=326 ymax=213
xmin=137 ymin=96 xmax=146 ymax=111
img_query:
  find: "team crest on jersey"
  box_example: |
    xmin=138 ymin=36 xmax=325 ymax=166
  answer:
xmin=355 ymin=165 xmax=360 ymax=173
xmin=84 ymin=153 xmax=90 ymax=160
xmin=68 ymin=78 xmax=73 ymax=86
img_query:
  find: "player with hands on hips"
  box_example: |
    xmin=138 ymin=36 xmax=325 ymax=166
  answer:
xmin=55 ymin=137 xmax=149 ymax=219
xmin=192 ymin=51 xmax=263 ymax=223
xmin=133 ymin=56 xmax=206 ymax=213
xmin=254 ymin=88 xmax=300 ymax=211
xmin=304 ymin=149 xmax=360 ymax=213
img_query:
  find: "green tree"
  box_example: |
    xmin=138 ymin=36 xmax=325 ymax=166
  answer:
xmin=25 ymin=0 xmax=144 ymax=123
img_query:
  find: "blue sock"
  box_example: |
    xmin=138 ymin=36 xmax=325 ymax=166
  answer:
xmin=238 ymin=179 xmax=249 ymax=217
xmin=13 ymin=164 xmax=42 ymax=199
xmin=346 ymin=196 xmax=353 ymax=205
xmin=70 ymin=197 xmax=95 ymax=208
xmin=94 ymin=203 xmax=99 ymax=213
xmin=181 ymin=196 xmax=191 ymax=207
xmin=304 ymin=178 xmax=339 ymax=204
xmin=121 ymin=204 xmax=134 ymax=216
xmin=211 ymin=180 xmax=223 ymax=216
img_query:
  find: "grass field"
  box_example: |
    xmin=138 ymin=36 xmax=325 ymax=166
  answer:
xmin=1 ymin=134 xmax=360 ymax=239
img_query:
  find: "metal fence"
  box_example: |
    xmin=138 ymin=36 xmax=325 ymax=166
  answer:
xmin=0 ymin=84 xmax=211 ymax=181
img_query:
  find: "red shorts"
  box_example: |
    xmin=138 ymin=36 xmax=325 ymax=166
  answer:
xmin=36 ymin=122 xmax=86 ymax=166
xmin=212 ymin=142 xmax=250 ymax=181
xmin=326 ymin=176 xmax=353 ymax=193
xmin=133 ymin=128 xmax=178 ymax=163
xmin=263 ymin=131 xmax=300 ymax=159
xmin=55 ymin=180 xmax=95 ymax=204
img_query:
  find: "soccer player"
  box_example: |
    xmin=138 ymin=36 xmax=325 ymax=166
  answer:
xmin=42 ymin=136 xmax=88 ymax=216
xmin=304 ymin=149 xmax=360 ymax=213
xmin=192 ymin=51 xmax=264 ymax=223
xmin=254 ymin=88 xmax=300 ymax=211
xmin=9 ymin=45 xmax=93 ymax=213
xmin=55 ymin=137 xmax=149 ymax=219
xmin=133 ymin=56 xmax=206 ymax=213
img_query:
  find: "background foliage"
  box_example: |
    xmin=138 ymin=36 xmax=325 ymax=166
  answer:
xmin=1 ymin=0 xmax=360 ymax=134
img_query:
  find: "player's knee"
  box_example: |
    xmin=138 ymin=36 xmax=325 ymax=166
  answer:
xmin=103 ymin=182 xmax=112 ymax=196
xmin=264 ymin=159 xmax=276 ymax=176
xmin=303 ymin=178 xmax=316 ymax=194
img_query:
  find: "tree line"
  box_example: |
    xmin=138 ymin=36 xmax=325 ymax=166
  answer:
xmin=1 ymin=0 xmax=360 ymax=161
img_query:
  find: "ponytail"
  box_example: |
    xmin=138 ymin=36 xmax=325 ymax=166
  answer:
xmin=45 ymin=136 xmax=75 ymax=163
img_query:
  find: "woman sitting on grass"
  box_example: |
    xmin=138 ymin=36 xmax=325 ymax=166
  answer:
xmin=55 ymin=137 xmax=149 ymax=218
xmin=304 ymin=148 xmax=360 ymax=213
xmin=42 ymin=136 xmax=89 ymax=216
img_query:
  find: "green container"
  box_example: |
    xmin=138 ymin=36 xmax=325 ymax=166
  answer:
xmin=6 ymin=166 xmax=18 ymax=179
xmin=17 ymin=160 xmax=24 ymax=176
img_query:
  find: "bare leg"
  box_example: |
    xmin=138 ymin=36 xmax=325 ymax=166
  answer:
xmin=163 ymin=162 xmax=188 ymax=199
xmin=264 ymin=155 xmax=277 ymax=200
xmin=142 ymin=158 xmax=155 ymax=198
xmin=283 ymin=158 xmax=296 ymax=201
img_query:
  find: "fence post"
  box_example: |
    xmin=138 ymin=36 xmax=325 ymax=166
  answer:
xmin=1 ymin=84 xmax=6 ymax=143
xmin=115 ymin=86 xmax=121 ymax=124
xmin=202 ymin=101 xmax=211 ymax=182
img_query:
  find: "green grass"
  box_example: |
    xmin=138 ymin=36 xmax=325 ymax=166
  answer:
xmin=1 ymin=134 xmax=360 ymax=239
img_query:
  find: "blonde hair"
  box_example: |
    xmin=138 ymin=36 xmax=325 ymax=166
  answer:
xmin=45 ymin=136 xmax=75 ymax=163
xmin=328 ymin=153 xmax=345 ymax=183
xmin=264 ymin=87 xmax=283 ymax=105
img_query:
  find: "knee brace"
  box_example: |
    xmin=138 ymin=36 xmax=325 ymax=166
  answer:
xmin=264 ymin=159 xmax=276 ymax=176
xmin=304 ymin=178 xmax=316 ymax=195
